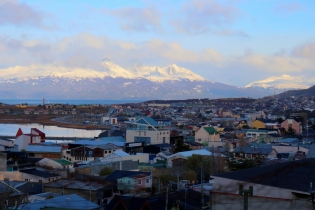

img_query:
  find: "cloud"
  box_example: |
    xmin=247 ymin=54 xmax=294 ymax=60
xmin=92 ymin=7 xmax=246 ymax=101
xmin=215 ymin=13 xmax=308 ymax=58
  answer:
xmin=102 ymin=6 xmax=161 ymax=32
xmin=0 ymin=33 xmax=314 ymax=87
xmin=0 ymin=0 xmax=44 ymax=27
xmin=292 ymin=42 xmax=315 ymax=59
xmin=275 ymin=2 xmax=301 ymax=14
xmin=171 ymin=0 xmax=243 ymax=35
xmin=239 ymin=54 xmax=314 ymax=73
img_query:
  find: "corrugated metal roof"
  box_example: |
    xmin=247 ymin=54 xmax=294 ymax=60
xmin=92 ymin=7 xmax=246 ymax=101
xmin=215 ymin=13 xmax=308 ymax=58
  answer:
xmin=45 ymin=179 xmax=108 ymax=190
xmin=113 ymin=150 xmax=130 ymax=156
xmin=19 ymin=194 xmax=100 ymax=210
xmin=26 ymin=145 xmax=62 ymax=153
xmin=168 ymin=149 xmax=212 ymax=159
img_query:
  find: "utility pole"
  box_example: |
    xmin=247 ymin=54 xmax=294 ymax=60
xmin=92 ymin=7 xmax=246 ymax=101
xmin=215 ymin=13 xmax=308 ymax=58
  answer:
xmin=239 ymin=185 xmax=253 ymax=210
xmin=165 ymin=184 xmax=169 ymax=210
xmin=177 ymin=171 xmax=180 ymax=190
xmin=309 ymin=182 xmax=315 ymax=210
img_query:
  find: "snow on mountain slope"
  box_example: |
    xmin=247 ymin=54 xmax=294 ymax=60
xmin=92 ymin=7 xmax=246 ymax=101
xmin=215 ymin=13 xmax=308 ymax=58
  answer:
xmin=245 ymin=74 xmax=311 ymax=89
xmin=0 ymin=60 xmax=206 ymax=83
xmin=133 ymin=63 xmax=205 ymax=82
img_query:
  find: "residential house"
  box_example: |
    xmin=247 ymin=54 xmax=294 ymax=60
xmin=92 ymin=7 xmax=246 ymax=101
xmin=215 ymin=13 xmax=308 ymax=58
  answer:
xmin=194 ymin=126 xmax=220 ymax=144
xmin=0 ymin=168 xmax=61 ymax=183
xmin=125 ymin=117 xmax=170 ymax=144
xmin=14 ymin=128 xmax=44 ymax=151
xmin=245 ymin=129 xmax=278 ymax=141
xmin=233 ymin=146 xmax=277 ymax=159
xmin=281 ymin=118 xmax=303 ymax=135
xmin=252 ymin=118 xmax=277 ymax=129
xmin=257 ymin=133 xmax=283 ymax=143
xmin=0 ymin=180 xmax=28 ymax=209
xmin=70 ymin=143 xmax=122 ymax=162
xmin=26 ymin=144 xmax=63 ymax=159
xmin=211 ymin=158 xmax=315 ymax=202
xmin=117 ymin=173 xmax=152 ymax=193
xmin=44 ymin=179 xmax=110 ymax=207
xmin=0 ymin=138 xmax=17 ymax=151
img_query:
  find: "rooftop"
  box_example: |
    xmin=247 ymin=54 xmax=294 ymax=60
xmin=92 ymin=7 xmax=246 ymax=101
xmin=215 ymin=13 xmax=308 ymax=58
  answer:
xmin=53 ymin=159 xmax=73 ymax=166
xmin=20 ymin=168 xmax=60 ymax=178
xmin=213 ymin=158 xmax=315 ymax=193
xmin=45 ymin=179 xmax=108 ymax=190
xmin=25 ymin=145 xmax=62 ymax=153
xmin=19 ymin=194 xmax=99 ymax=210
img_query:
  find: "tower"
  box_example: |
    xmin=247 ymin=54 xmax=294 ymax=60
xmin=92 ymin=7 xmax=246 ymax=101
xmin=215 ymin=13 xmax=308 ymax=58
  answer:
xmin=42 ymin=98 xmax=45 ymax=106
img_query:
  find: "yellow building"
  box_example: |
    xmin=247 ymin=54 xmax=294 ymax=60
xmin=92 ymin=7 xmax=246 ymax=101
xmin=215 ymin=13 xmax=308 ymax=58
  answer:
xmin=252 ymin=119 xmax=267 ymax=129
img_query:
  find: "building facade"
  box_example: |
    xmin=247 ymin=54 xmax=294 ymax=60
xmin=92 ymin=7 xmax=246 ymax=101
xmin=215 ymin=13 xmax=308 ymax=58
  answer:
xmin=126 ymin=117 xmax=170 ymax=145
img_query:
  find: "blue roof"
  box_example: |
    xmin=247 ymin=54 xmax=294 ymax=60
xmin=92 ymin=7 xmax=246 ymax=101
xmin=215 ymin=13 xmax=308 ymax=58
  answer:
xmin=19 ymin=194 xmax=99 ymax=210
xmin=98 ymin=136 xmax=126 ymax=142
xmin=135 ymin=117 xmax=162 ymax=127
xmin=73 ymin=137 xmax=125 ymax=146
xmin=26 ymin=145 xmax=62 ymax=153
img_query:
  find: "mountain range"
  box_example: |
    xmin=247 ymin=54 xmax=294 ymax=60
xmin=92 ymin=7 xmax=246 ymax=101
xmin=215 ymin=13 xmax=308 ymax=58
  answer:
xmin=0 ymin=60 xmax=313 ymax=99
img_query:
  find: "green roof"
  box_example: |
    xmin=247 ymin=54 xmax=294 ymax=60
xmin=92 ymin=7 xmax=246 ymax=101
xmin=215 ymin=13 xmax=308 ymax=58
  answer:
xmin=203 ymin=127 xmax=219 ymax=135
xmin=54 ymin=159 xmax=73 ymax=166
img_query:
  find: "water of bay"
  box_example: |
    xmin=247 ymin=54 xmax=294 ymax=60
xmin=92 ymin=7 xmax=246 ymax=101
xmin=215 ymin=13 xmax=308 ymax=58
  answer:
xmin=0 ymin=123 xmax=103 ymax=138
xmin=0 ymin=98 xmax=147 ymax=105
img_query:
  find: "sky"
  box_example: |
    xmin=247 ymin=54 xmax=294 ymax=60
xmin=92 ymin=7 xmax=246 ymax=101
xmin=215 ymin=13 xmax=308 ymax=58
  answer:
xmin=0 ymin=0 xmax=315 ymax=86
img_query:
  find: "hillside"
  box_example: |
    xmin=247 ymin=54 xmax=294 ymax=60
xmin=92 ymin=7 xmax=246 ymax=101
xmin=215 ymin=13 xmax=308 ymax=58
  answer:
xmin=276 ymin=85 xmax=315 ymax=98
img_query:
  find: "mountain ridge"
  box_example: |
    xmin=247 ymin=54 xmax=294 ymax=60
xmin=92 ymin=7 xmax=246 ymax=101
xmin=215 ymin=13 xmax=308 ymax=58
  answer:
xmin=0 ymin=61 xmax=311 ymax=99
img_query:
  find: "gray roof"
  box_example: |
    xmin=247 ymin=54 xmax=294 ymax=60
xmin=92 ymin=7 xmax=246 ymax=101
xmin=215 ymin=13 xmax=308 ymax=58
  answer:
xmin=19 ymin=194 xmax=99 ymax=210
xmin=213 ymin=158 xmax=315 ymax=194
xmin=20 ymin=168 xmax=60 ymax=178
xmin=26 ymin=145 xmax=62 ymax=153
xmin=44 ymin=179 xmax=108 ymax=190
xmin=275 ymin=138 xmax=299 ymax=143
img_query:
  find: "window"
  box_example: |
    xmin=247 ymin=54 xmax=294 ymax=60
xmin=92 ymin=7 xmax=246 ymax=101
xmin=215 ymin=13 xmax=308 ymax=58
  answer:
xmin=146 ymin=179 xmax=149 ymax=183
xmin=138 ymin=180 xmax=142 ymax=185
xmin=39 ymin=180 xmax=42 ymax=183
xmin=128 ymin=180 xmax=130 ymax=184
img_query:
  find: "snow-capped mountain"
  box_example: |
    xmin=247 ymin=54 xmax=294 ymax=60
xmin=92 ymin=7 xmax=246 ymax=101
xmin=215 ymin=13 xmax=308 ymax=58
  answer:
xmin=0 ymin=59 xmax=206 ymax=83
xmin=245 ymin=74 xmax=313 ymax=90
xmin=0 ymin=61 xmax=307 ymax=99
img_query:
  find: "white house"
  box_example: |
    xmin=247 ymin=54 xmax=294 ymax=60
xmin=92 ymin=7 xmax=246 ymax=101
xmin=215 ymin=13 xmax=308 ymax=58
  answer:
xmin=125 ymin=117 xmax=170 ymax=145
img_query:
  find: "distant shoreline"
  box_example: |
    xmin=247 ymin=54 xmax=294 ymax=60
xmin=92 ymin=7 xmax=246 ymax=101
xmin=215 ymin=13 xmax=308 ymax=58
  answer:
xmin=0 ymin=116 xmax=110 ymax=130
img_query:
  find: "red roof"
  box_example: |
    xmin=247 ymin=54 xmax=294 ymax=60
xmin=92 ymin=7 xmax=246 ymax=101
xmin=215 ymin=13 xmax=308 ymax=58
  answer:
xmin=15 ymin=128 xmax=23 ymax=138
xmin=31 ymin=128 xmax=45 ymax=134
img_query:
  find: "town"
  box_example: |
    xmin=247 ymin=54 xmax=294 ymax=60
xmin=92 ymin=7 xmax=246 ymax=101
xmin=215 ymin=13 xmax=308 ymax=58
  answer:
xmin=1 ymin=95 xmax=315 ymax=209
